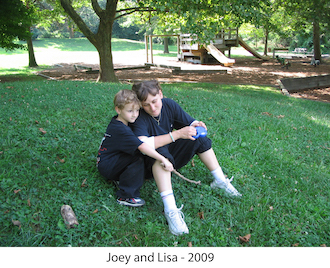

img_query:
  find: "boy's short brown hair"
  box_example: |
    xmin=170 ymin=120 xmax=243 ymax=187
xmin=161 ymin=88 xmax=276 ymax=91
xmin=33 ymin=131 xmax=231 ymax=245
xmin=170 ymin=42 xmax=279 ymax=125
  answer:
xmin=114 ymin=89 xmax=141 ymax=109
xmin=132 ymin=80 xmax=162 ymax=102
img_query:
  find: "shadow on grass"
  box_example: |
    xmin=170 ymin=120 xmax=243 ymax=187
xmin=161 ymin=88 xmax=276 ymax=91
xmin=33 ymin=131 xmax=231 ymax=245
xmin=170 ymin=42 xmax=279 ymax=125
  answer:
xmin=0 ymin=66 xmax=49 ymax=82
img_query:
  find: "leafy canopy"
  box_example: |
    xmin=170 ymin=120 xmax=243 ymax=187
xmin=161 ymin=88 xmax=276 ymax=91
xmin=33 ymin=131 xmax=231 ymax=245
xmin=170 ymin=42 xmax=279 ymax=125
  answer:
xmin=134 ymin=0 xmax=264 ymax=42
xmin=0 ymin=0 xmax=34 ymax=50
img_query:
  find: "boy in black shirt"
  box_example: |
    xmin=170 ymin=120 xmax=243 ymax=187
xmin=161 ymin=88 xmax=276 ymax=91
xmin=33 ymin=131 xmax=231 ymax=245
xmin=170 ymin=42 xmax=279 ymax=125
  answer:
xmin=131 ymin=80 xmax=241 ymax=235
xmin=97 ymin=90 xmax=173 ymax=207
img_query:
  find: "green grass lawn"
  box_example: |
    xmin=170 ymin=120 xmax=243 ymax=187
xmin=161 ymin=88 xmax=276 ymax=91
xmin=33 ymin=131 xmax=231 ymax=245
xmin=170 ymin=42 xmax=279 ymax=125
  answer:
xmin=0 ymin=37 xmax=250 ymax=72
xmin=0 ymin=79 xmax=329 ymax=247
xmin=0 ymin=38 xmax=153 ymax=54
xmin=0 ymin=37 xmax=179 ymax=77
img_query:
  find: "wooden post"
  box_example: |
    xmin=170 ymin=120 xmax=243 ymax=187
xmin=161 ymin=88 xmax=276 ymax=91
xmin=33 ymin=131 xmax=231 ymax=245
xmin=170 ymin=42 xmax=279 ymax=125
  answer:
xmin=150 ymin=35 xmax=153 ymax=64
xmin=145 ymin=35 xmax=149 ymax=63
xmin=145 ymin=34 xmax=181 ymax=64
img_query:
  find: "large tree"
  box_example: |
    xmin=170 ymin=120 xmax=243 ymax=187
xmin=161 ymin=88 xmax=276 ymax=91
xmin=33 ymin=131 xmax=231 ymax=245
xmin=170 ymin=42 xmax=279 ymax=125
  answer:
xmin=0 ymin=0 xmax=33 ymax=50
xmin=24 ymin=0 xmax=39 ymax=67
xmin=245 ymin=0 xmax=281 ymax=56
xmin=23 ymin=0 xmax=75 ymax=67
xmin=60 ymin=0 xmax=127 ymax=82
xmin=59 ymin=0 xmax=263 ymax=82
xmin=277 ymin=0 xmax=330 ymax=61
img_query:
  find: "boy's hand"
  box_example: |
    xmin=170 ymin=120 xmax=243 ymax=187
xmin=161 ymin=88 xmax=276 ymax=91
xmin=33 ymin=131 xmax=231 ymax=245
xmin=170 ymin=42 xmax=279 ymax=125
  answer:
xmin=160 ymin=158 xmax=174 ymax=172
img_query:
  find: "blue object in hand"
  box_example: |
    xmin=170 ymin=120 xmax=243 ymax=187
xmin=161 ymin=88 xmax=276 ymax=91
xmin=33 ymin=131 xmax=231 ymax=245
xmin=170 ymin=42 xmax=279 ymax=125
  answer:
xmin=193 ymin=126 xmax=207 ymax=139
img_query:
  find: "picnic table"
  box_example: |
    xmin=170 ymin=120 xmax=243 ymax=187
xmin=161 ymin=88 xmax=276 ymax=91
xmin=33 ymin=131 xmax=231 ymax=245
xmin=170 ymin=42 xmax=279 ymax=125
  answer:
xmin=293 ymin=48 xmax=307 ymax=54
xmin=272 ymin=48 xmax=289 ymax=58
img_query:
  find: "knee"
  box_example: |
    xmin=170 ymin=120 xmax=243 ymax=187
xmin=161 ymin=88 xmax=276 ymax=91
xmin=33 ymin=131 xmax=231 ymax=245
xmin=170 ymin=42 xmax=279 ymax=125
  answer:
xmin=131 ymin=155 xmax=144 ymax=168
xmin=197 ymin=136 xmax=212 ymax=153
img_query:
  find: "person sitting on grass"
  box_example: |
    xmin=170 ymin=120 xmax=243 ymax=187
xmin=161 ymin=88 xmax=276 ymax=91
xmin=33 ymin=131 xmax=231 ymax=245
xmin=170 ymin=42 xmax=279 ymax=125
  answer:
xmin=131 ymin=80 xmax=241 ymax=235
xmin=97 ymin=89 xmax=173 ymax=207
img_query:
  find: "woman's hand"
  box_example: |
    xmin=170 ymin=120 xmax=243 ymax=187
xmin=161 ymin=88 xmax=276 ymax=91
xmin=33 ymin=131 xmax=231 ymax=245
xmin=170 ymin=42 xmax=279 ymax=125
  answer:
xmin=175 ymin=126 xmax=198 ymax=140
xmin=190 ymin=120 xmax=207 ymax=130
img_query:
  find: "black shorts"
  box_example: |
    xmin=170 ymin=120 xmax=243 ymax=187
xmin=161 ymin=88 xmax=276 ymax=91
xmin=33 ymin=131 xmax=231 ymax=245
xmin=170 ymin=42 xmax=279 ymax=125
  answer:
xmin=98 ymin=151 xmax=145 ymax=198
xmin=144 ymin=136 xmax=212 ymax=178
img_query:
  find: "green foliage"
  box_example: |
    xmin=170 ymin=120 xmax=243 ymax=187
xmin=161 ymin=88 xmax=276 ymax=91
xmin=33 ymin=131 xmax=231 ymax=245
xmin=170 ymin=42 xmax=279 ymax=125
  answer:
xmin=0 ymin=80 xmax=329 ymax=247
xmin=278 ymin=0 xmax=330 ymax=22
xmin=0 ymin=0 xmax=33 ymax=50
xmin=112 ymin=20 xmax=145 ymax=41
xmin=136 ymin=0 xmax=265 ymax=43
xmin=287 ymin=23 xmax=330 ymax=53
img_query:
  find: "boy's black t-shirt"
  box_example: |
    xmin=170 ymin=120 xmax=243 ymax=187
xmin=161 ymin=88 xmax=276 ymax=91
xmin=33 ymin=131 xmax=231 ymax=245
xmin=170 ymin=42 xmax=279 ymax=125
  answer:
xmin=97 ymin=116 xmax=143 ymax=171
xmin=131 ymin=98 xmax=195 ymax=137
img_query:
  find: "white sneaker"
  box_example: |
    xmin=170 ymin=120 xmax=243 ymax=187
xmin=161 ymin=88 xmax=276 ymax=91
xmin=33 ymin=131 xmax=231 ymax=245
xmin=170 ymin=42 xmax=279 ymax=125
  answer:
xmin=164 ymin=205 xmax=189 ymax=236
xmin=210 ymin=176 xmax=242 ymax=197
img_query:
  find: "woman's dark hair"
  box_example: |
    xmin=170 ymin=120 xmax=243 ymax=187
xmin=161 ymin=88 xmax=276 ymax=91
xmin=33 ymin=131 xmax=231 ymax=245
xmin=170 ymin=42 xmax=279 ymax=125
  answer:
xmin=132 ymin=80 xmax=162 ymax=102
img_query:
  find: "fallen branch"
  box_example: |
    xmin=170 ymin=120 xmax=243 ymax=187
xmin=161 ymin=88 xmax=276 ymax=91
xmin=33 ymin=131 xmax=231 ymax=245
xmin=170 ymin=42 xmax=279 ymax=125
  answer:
xmin=173 ymin=169 xmax=201 ymax=185
xmin=74 ymin=64 xmax=92 ymax=71
xmin=36 ymin=73 xmax=58 ymax=80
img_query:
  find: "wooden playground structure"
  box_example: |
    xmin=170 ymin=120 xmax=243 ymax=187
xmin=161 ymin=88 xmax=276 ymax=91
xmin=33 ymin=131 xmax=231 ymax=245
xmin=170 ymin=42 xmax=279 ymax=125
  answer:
xmin=145 ymin=28 xmax=268 ymax=68
xmin=179 ymin=28 xmax=238 ymax=66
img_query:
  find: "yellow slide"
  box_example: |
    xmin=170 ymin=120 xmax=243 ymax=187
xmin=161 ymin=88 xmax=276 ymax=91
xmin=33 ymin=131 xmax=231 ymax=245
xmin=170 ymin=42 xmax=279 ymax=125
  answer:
xmin=238 ymin=36 xmax=268 ymax=60
xmin=204 ymin=44 xmax=235 ymax=67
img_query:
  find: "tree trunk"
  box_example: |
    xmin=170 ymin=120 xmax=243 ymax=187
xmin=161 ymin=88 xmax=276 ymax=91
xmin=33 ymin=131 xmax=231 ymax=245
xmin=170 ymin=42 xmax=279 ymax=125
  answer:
xmin=263 ymin=27 xmax=269 ymax=56
xmin=27 ymin=35 xmax=38 ymax=67
xmin=59 ymin=0 xmax=119 ymax=82
xmin=69 ymin=26 xmax=74 ymax=39
xmin=313 ymin=19 xmax=321 ymax=62
xmin=96 ymin=40 xmax=118 ymax=82
xmin=25 ymin=0 xmax=37 ymax=68
xmin=67 ymin=18 xmax=75 ymax=39
xmin=94 ymin=4 xmax=118 ymax=82
xmin=164 ymin=37 xmax=169 ymax=54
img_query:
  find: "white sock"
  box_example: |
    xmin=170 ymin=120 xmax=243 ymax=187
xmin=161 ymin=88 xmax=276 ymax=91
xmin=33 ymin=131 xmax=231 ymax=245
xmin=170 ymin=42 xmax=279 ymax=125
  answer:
xmin=160 ymin=190 xmax=177 ymax=212
xmin=211 ymin=167 xmax=227 ymax=183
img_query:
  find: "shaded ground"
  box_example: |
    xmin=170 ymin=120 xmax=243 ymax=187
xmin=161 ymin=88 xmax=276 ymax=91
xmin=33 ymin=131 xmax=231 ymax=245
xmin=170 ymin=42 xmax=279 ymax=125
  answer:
xmin=4 ymin=56 xmax=330 ymax=103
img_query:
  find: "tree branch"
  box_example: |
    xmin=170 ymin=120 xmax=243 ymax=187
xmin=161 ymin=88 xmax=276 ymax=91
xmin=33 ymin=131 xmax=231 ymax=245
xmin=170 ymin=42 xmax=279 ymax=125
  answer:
xmin=116 ymin=7 xmax=157 ymax=13
xmin=115 ymin=6 xmax=157 ymax=20
xmin=59 ymin=0 xmax=96 ymax=44
xmin=91 ymin=0 xmax=104 ymax=17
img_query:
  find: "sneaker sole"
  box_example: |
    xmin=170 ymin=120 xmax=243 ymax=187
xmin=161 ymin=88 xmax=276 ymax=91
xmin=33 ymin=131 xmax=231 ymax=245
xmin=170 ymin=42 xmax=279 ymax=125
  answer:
xmin=165 ymin=215 xmax=189 ymax=236
xmin=117 ymin=200 xmax=145 ymax=207
xmin=168 ymin=227 xmax=189 ymax=236
xmin=210 ymin=182 xmax=242 ymax=197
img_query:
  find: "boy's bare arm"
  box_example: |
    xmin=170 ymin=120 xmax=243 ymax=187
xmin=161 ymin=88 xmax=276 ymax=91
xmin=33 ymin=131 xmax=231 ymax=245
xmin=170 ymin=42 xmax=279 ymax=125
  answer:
xmin=138 ymin=143 xmax=173 ymax=172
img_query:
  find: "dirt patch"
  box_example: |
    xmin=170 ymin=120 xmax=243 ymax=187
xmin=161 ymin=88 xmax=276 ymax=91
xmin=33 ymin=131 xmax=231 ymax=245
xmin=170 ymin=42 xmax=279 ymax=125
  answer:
xmin=6 ymin=56 xmax=330 ymax=103
xmin=289 ymin=87 xmax=330 ymax=102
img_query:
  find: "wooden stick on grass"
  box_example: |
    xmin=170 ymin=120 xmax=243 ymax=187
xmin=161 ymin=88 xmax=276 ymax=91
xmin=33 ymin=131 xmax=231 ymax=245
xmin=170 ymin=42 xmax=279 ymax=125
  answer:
xmin=172 ymin=169 xmax=201 ymax=185
xmin=161 ymin=162 xmax=201 ymax=185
